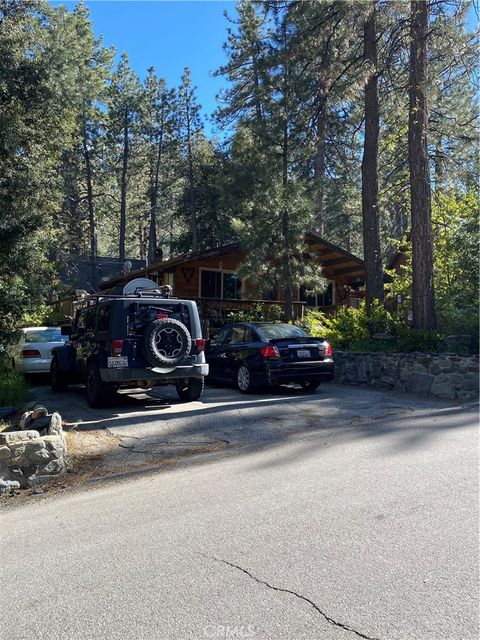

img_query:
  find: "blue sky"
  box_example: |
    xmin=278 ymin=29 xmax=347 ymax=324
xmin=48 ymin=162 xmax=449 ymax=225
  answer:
xmin=52 ymin=1 xmax=236 ymax=133
xmin=51 ymin=0 xmax=477 ymax=136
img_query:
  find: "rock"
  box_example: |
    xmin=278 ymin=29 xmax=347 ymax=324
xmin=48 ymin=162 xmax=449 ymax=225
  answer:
xmin=429 ymin=362 xmax=442 ymax=376
xmin=393 ymin=379 xmax=404 ymax=393
xmin=357 ymin=360 xmax=368 ymax=383
xmin=32 ymin=487 xmax=44 ymax=495
xmin=458 ymin=390 xmax=477 ymax=400
xmin=413 ymin=362 xmax=428 ymax=374
xmin=28 ymin=474 xmax=56 ymax=486
xmin=42 ymin=435 xmax=66 ymax=453
xmin=0 ymin=446 xmax=12 ymax=462
xmin=0 ymin=431 xmax=40 ymax=445
xmin=48 ymin=412 xmax=63 ymax=436
xmin=405 ymin=373 xmax=434 ymax=395
xmin=447 ymin=373 xmax=464 ymax=389
xmin=31 ymin=406 xmax=48 ymax=420
xmin=39 ymin=459 xmax=65 ymax=475
xmin=8 ymin=444 xmax=26 ymax=463
xmin=19 ymin=411 xmax=33 ymax=430
xmin=430 ymin=381 xmax=456 ymax=399
xmin=0 ymin=480 xmax=21 ymax=493
xmin=379 ymin=376 xmax=395 ymax=388
xmin=26 ymin=448 xmax=51 ymax=464
xmin=462 ymin=373 xmax=479 ymax=392
xmin=29 ymin=416 xmax=51 ymax=432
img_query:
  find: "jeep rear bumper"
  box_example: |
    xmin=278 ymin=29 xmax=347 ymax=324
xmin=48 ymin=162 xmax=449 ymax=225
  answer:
xmin=100 ymin=363 xmax=209 ymax=383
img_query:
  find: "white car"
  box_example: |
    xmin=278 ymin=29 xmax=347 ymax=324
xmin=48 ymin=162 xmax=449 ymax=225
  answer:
xmin=10 ymin=327 xmax=68 ymax=374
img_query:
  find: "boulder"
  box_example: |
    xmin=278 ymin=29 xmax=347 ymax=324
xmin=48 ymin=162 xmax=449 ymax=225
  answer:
xmin=405 ymin=373 xmax=434 ymax=396
xmin=0 ymin=431 xmax=40 ymax=445
xmin=31 ymin=406 xmax=48 ymax=420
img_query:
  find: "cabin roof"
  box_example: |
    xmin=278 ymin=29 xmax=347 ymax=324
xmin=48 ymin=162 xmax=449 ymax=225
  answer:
xmin=98 ymin=234 xmax=365 ymax=291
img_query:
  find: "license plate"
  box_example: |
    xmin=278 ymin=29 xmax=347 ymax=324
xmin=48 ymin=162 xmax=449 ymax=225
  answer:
xmin=107 ymin=356 xmax=129 ymax=368
xmin=296 ymin=349 xmax=311 ymax=358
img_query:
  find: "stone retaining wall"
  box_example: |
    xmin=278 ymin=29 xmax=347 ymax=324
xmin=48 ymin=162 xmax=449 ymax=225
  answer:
xmin=334 ymin=352 xmax=478 ymax=400
xmin=0 ymin=412 xmax=67 ymax=493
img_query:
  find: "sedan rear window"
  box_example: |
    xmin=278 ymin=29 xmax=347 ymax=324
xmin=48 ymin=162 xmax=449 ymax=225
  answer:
xmin=24 ymin=329 xmax=66 ymax=343
xmin=255 ymin=324 xmax=308 ymax=340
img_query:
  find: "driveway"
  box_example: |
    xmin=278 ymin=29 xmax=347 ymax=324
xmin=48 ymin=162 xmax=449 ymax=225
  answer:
xmin=1 ymin=381 xmax=478 ymax=640
xmin=22 ymin=380 xmax=470 ymax=485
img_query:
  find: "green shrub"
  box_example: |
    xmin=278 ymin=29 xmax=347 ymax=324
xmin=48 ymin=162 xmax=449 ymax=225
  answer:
xmin=227 ymin=303 xmax=284 ymax=323
xmin=300 ymin=301 xmax=450 ymax=354
xmin=301 ymin=301 xmax=393 ymax=349
xmin=0 ymin=362 xmax=28 ymax=407
xmin=394 ymin=326 xmax=445 ymax=353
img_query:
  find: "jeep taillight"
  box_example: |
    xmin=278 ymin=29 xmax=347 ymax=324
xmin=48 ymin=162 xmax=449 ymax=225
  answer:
xmin=196 ymin=338 xmax=205 ymax=352
xmin=111 ymin=340 xmax=124 ymax=356
xmin=324 ymin=342 xmax=333 ymax=357
xmin=157 ymin=313 xmax=168 ymax=319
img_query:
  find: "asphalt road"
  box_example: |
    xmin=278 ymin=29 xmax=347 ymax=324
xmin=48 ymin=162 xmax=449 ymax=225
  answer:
xmin=1 ymin=383 xmax=479 ymax=640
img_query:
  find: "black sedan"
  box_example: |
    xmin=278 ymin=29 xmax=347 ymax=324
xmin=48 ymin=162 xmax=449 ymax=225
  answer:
xmin=206 ymin=322 xmax=334 ymax=393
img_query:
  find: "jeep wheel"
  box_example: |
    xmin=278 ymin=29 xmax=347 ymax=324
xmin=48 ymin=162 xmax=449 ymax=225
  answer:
xmin=175 ymin=377 xmax=204 ymax=402
xmin=86 ymin=362 xmax=116 ymax=408
xmin=143 ymin=318 xmax=191 ymax=367
xmin=51 ymin=357 xmax=68 ymax=392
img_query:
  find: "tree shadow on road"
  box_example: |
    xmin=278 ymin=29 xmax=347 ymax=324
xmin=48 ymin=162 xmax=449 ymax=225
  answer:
xmin=27 ymin=380 xmax=478 ymax=493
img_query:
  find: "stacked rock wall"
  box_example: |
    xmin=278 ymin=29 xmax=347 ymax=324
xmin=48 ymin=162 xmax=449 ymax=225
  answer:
xmin=0 ymin=412 xmax=67 ymax=492
xmin=334 ymin=352 xmax=478 ymax=400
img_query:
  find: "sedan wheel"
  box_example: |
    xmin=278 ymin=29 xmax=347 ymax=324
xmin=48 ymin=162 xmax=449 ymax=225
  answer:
xmin=237 ymin=364 xmax=254 ymax=393
xmin=300 ymin=379 xmax=320 ymax=393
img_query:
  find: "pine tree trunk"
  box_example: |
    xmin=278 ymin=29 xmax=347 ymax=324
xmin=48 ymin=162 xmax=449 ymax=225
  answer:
xmin=253 ymin=50 xmax=263 ymax=125
xmin=408 ymin=0 xmax=436 ymax=330
xmin=279 ymin=17 xmax=294 ymax=323
xmin=119 ymin=108 xmax=129 ymax=264
xmin=282 ymin=121 xmax=294 ymax=323
xmin=361 ymin=0 xmax=384 ymax=310
xmin=148 ymin=124 xmax=163 ymax=265
xmin=186 ymin=106 xmax=198 ymax=253
xmin=82 ymin=131 xmax=96 ymax=290
xmin=314 ymin=89 xmax=327 ymax=236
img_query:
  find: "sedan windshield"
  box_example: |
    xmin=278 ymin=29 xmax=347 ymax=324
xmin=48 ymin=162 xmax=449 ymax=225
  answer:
xmin=24 ymin=329 xmax=66 ymax=343
xmin=255 ymin=324 xmax=308 ymax=340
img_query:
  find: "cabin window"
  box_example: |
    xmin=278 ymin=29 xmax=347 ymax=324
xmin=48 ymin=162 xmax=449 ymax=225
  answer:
xmin=201 ymin=270 xmax=222 ymax=298
xmin=200 ymin=269 xmax=242 ymax=299
xmin=222 ymin=273 xmax=242 ymax=299
xmin=300 ymin=283 xmax=333 ymax=307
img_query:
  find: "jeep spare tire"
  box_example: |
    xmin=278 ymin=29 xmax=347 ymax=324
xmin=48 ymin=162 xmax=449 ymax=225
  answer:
xmin=142 ymin=318 xmax=191 ymax=367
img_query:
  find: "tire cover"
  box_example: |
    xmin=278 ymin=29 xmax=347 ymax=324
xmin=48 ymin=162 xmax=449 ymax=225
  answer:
xmin=142 ymin=318 xmax=191 ymax=367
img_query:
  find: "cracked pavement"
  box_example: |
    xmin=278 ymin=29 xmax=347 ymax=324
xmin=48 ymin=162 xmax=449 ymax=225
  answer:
xmin=1 ymin=382 xmax=478 ymax=640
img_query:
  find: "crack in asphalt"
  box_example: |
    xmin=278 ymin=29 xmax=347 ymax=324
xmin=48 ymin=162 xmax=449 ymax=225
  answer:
xmin=207 ymin=555 xmax=382 ymax=640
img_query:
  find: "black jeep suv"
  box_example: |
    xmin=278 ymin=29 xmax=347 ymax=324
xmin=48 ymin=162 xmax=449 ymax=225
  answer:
xmin=50 ymin=278 xmax=209 ymax=407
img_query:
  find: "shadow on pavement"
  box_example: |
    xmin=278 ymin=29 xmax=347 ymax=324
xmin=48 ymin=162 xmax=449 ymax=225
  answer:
xmin=25 ymin=380 xmax=478 ymax=492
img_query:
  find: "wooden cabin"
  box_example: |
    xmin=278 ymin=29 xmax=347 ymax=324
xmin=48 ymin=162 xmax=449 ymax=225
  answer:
xmin=95 ymin=232 xmax=366 ymax=327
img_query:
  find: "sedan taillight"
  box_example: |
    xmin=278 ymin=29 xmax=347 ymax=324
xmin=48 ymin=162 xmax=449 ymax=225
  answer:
xmin=21 ymin=349 xmax=41 ymax=358
xmin=324 ymin=342 xmax=333 ymax=357
xmin=260 ymin=345 xmax=280 ymax=359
